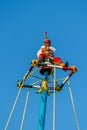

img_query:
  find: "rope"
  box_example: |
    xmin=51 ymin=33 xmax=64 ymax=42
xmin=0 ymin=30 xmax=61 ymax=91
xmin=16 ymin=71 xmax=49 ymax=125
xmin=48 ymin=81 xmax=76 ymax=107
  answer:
xmin=48 ymin=77 xmax=65 ymax=84
xmin=4 ymin=88 xmax=22 ymax=130
xmin=23 ymin=67 xmax=39 ymax=81
xmin=20 ymin=89 xmax=30 ymax=130
xmin=29 ymin=74 xmax=43 ymax=80
xmin=68 ymin=81 xmax=80 ymax=130
xmin=53 ymin=67 xmax=56 ymax=130
xmin=30 ymin=79 xmax=42 ymax=86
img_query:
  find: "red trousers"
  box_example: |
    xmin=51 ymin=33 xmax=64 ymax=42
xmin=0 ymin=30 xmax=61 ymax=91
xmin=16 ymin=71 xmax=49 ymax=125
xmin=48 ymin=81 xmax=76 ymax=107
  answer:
xmin=39 ymin=54 xmax=63 ymax=64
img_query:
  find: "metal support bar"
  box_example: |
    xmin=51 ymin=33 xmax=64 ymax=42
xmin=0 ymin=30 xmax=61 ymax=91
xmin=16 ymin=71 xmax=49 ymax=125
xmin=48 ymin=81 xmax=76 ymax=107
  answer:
xmin=68 ymin=81 xmax=80 ymax=130
xmin=4 ymin=88 xmax=22 ymax=130
xmin=20 ymin=89 xmax=30 ymax=130
xmin=60 ymin=71 xmax=74 ymax=89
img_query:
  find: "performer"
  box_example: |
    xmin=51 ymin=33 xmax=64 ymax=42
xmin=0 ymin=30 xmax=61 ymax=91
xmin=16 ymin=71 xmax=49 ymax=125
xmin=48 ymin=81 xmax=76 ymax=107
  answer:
xmin=37 ymin=36 xmax=68 ymax=67
xmin=17 ymin=32 xmax=78 ymax=92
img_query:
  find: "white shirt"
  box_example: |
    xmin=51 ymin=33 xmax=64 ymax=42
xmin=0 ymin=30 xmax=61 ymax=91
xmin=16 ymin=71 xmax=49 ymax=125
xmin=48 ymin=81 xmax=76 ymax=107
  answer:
xmin=37 ymin=45 xmax=56 ymax=57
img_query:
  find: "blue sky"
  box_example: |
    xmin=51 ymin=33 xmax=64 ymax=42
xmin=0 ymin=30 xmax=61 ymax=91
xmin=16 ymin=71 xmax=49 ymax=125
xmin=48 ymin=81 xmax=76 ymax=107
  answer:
xmin=0 ymin=0 xmax=87 ymax=130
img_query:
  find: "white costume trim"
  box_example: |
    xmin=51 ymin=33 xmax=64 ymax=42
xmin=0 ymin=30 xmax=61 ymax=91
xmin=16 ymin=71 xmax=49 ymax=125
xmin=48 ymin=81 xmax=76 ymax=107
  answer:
xmin=37 ymin=45 xmax=56 ymax=57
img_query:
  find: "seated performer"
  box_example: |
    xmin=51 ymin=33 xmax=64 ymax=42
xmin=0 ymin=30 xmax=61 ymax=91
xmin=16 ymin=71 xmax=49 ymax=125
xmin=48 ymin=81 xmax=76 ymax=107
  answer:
xmin=37 ymin=36 xmax=68 ymax=67
xmin=18 ymin=32 xmax=77 ymax=93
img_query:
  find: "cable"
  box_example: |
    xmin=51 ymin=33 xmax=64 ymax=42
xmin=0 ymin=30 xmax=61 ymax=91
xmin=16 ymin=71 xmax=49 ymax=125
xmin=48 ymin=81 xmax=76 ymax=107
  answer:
xmin=68 ymin=81 xmax=80 ymax=130
xmin=53 ymin=67 xmax=56 ymax=130
xmin=4 ymin=88 xmax=22 ymax=130
xmin=20 ymin=89 xmax=30 ymax=130
xmin=23 ymin=67 xmax=39 ymax=81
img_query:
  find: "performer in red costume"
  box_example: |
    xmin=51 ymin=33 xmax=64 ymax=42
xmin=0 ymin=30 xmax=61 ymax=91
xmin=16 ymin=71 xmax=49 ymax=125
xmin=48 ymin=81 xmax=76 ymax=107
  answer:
xmin=37 ymin=35 xmax=68 ymax=67
xmin=17 ymin=32 xmax=78 ymax=92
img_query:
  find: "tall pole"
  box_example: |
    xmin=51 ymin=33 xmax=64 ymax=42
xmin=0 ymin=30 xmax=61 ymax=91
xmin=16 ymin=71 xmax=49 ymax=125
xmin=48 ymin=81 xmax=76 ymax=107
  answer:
xmin=53 ymin=67 xmax=56 ymax=130
xmin=38 ymin=71 xmax=48 ymax=130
